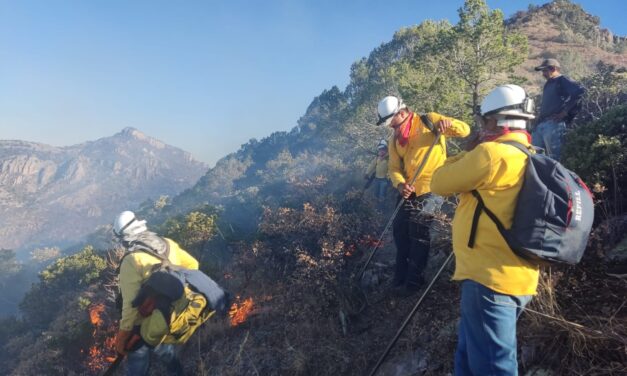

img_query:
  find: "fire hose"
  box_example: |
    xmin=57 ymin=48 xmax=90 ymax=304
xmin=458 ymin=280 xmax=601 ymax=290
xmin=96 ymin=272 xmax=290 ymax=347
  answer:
xmin=356 ymin=130 xmax=441 ymax=283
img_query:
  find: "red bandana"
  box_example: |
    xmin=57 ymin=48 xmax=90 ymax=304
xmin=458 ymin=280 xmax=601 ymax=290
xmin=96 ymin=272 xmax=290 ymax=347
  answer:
xmin=480 ymin=128 xmax=531 ymax=144
xmin=395 ymin=113 xmax=414 ymax=147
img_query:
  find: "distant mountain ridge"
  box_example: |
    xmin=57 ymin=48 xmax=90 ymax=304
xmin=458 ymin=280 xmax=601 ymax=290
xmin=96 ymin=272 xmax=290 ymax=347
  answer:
xmin=0 ymin=127 xmax=207 ymax=253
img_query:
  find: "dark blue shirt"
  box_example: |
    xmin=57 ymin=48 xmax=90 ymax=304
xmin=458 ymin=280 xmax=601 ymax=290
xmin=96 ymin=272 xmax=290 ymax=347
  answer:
xmin=538 ymin=75 xmax=585 ymax=123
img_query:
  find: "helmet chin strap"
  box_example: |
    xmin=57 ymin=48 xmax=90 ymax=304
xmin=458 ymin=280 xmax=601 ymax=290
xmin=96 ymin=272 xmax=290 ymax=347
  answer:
xmin=115 ymin=217 xmax=137 ymax=237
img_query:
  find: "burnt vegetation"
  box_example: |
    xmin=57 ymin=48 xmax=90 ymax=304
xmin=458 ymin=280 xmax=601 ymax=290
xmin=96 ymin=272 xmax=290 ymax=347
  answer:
xmin=0 ymin=1 xmax=626 ymax=375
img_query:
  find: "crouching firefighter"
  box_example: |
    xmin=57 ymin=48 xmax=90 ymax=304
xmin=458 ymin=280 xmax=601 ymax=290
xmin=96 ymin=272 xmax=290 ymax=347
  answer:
xmin=112 ymin=211 xmax=230 ymax=376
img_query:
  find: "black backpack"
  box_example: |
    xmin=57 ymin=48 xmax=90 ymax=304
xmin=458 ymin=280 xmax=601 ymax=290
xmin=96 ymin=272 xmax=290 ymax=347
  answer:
xmin=468 ymin=141 xmax=594 ymax=265
xmin=118 ymin=233 xmax=230 ymax=317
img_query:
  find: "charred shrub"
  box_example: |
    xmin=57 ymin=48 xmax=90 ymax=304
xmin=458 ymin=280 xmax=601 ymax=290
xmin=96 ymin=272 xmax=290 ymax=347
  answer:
xmin=233 ymin=179 xmax=379 ymax=319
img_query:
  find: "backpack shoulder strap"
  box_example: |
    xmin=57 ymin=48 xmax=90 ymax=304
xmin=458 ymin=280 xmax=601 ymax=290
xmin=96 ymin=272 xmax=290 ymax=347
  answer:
xmin=117 ymin=236 xmax=172 ymax=273
xmin=467 ymin=141 xmax=532 ymax=248
xmin=134 ymin=239 xmax=170 ymax=261
xmin=501 ymin=140 xmax=532 ymax=156
xmin=468 ymin=190 xmax=509 ymax=248
xmin=467 ymin=140 xmax=537 ymax=248
xmin=420 ymin=113 xmax=436 ymax=134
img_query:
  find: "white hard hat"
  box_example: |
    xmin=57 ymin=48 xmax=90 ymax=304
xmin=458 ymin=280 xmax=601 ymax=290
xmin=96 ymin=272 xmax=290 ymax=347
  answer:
xmin=113 ymin=211 xmax=147 ymax=238
xmin=377 ymin=96 xmax=406 ymax=127
xmin=480 ymin=85 xmax=535 ymax=120
xmin=377 ymin=139 xmax=388 ymax=149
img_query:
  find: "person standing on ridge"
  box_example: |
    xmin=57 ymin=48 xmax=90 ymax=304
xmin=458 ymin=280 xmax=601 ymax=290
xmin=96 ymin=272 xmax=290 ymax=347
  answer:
xmin=376 ymin=95 xmax=470 ymax=295
xmin=113 ymin=211 xmax=198 ymax=376
xmin=532 ymin=58 xmax=585 ymax=161
xmin=364 ymin=139 xmax=390 ymax=209
xmin=431 ymin=85 xmax=540 ymax=375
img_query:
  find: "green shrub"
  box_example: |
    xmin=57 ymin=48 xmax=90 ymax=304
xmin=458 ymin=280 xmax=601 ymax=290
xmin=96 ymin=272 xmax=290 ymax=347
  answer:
xmin=159 ymin=205 xmax=219 ymax=260
xmin=562 ymin=105 xmax=627 ymax=217
xmin=19 ymin=246 xmax=106 ymax=330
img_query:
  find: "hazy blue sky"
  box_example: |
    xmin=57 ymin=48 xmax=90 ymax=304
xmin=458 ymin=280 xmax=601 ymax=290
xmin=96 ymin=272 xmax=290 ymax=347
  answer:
xmin=1 ymin=0 xmax=625 ymax=165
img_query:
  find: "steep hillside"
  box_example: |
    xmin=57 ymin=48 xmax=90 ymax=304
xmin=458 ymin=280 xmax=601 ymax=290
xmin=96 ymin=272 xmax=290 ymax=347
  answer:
xmin=507 ymin=0 xmax=627 ymax=90
xmin=0 ymin=128 xmax=207 ymax=253
xmin=147 ymin=86 xmax=361 ymax=234
xmin=1 ymin=1 xmax=625 ymax=375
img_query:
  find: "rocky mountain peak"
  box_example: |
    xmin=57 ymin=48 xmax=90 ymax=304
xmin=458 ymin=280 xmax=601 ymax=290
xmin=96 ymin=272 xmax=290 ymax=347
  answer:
xmin=119 ymin=126 xmax=145 ymax=139
xmin=114 ymin=127 xmax=165 ymax=149
xmin=0 ymin=131 xmax=208 ymax=253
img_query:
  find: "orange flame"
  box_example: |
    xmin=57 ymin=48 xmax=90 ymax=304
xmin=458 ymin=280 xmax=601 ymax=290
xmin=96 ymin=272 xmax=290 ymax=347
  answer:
xmin=84 ymin=303 xmax=117 ymax=372
xmin=344 ymin=244 xmax=357 ymax=257
xmin=89 ymin=303 xmax=105 ymax=327
xmin=229 ymin=296 xmax=254 ymax=327
xmin=360 ymin=235 xmax=383 ymax=248
xmin=344 ymin=235 xmax=383 ymax=257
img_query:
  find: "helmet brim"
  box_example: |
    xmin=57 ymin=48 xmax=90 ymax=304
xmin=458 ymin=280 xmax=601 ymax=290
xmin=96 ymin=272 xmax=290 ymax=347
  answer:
xmin=377 ymin=116 xmax=393 ymax=127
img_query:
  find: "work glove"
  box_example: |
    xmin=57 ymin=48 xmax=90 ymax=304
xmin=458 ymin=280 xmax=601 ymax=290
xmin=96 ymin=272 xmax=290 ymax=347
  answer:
xmin=115 ymin=329 xmax=132 ymax=355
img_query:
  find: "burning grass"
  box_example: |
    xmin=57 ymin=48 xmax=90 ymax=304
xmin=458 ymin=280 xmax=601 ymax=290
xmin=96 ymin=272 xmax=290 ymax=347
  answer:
xmin=83 ymin=302 xmax=118 ymax=373
xmin=229 ymin=297 xmax=255 ymax=327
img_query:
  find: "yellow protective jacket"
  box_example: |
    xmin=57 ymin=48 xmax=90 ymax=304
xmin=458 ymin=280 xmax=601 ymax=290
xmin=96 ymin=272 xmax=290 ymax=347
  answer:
xmin=430 ymin=132 xmax=540 ymax=296
xmin=366 ymin=155 xmax=389 ymax=179
xmin=119 ymin=238 xmax=199 ymax=331
xmin=388 ymin=112 xmax=470 ymax=196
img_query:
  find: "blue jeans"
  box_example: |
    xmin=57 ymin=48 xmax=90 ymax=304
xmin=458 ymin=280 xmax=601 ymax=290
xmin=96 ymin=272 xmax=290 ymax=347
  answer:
xmin=374 ymin=178 xmax=389 ymax=201
xmin=454 ymin=280 xmax=532 ymax=376
xmin=531 ymin=120 xmax=566 ymax=161
xmin=126 ymin=344 xmax=183 ymax=376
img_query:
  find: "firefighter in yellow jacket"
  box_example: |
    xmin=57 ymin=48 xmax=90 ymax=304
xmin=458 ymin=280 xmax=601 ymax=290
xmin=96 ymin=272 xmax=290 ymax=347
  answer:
xmin=364 ymin=139 xmax=390 ymax=207
xmin=376 ymin=95 xmax=470 ymax=295
xmin=113 ymin=210 xmax=198 ymax=376
xmin=431 ymin=85 xmax=540 ymax=375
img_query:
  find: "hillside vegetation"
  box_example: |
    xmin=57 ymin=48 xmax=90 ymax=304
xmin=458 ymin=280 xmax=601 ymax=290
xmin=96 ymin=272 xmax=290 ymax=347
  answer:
xmin=1 ymin=1 xmax=625 ymax=375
